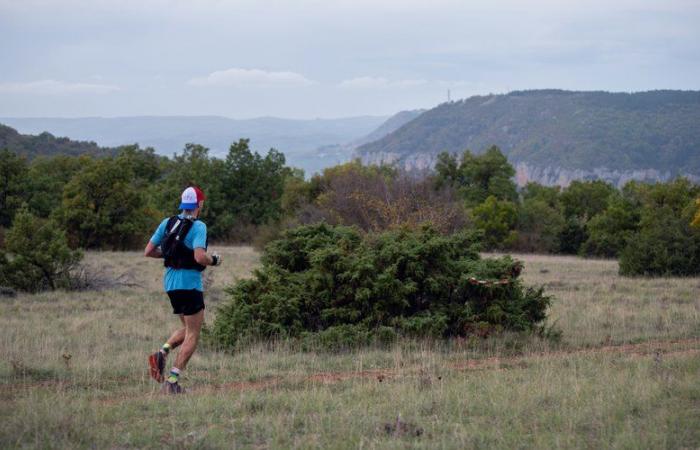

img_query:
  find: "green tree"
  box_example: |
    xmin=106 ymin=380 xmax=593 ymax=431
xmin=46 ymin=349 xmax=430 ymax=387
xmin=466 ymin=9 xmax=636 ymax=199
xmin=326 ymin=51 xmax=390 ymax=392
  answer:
xmin=515 ymin=199 xmax=565 ymax=253
xmin=433 ymin=151 xmax=459 ymax=190
xmin=521 ymin=182 xmax=561 ymax=208
xmin=580 ymin=193 xmax=640 ymax=257
xmin=618 ymin=178 xmax=700 ymax=276
xmin=155 ymin=143 xmax=227 ymax=238
xmin=639 ymin=177 xmax=699 ymax=213
xmin=619 ymin=206 xmax=700 ymax=276
xmin=280 ymin=168 xmax=312 ymax=216
xmin=435 ymin=146 xmax=517 ymax=205
xmin=557 ymin=180 xmax=617 ymax=254
xmin=313 ymin=159 xmax=396 ymax=190
xmin=56 ymin=156 xmax=157 ymax=249
xmin=115 ymin=145 xmax=165 ymax=186
xmin=0 ymin=149 xmax=29 ymax=227
xmin=146 ymin=140 xmax=295 ymax=242
xmin=25 ymin=155 xmax=83 ymax=218
xmin=156 ymin=143 xmax=220 ymax=210
xmin=472 ymin=196 xmax=518 ymax=250
xmin=0 ymin=207 xmax=82 ymax=292
xmin=560 ymin=180 xmax=616 ymax=221
xmin=220 ymin=139 xmax=291 ymax=233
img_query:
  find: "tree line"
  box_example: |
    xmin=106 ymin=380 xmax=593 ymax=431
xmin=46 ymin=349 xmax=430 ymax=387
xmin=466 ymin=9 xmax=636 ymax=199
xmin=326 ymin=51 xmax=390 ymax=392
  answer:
xmin=432 ymin=147 xmax=700 ymax=276
xmin=277 ymin=145 xmax=700 ymax=277
xmin=0 ymin=140 xmax=292 ymax=291
xmin=1 ymin=141 xmax=699 ymax=292
xmin=0 ymin=139 xmax=291 ymax=249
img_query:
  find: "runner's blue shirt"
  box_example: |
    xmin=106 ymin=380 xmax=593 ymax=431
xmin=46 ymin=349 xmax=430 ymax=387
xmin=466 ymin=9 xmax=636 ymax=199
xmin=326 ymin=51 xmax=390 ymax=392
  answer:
xmin=150 ymin=215 xmax=207 ymax=292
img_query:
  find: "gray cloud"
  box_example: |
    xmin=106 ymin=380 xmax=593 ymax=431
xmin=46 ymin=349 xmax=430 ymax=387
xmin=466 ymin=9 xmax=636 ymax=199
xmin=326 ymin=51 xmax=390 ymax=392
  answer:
xmin=0 ymin=0 xmax=698 ymax=118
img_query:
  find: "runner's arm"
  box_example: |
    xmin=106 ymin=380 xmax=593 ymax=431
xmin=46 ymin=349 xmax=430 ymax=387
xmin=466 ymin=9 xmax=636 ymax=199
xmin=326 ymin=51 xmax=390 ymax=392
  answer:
xmin=146 ymin=219 xmax=167 ymax=258
xmin=144 ymin=241 xmax=162 ymax=258
xmin=194 ymin=247 xmax=217 ymax=266
xmin=192 ymin=222 xmax=219 ymax=266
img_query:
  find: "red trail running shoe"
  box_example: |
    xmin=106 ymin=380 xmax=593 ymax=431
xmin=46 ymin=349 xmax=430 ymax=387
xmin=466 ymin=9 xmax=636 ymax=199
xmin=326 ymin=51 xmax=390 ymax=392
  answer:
xmin=148 ymin=351 xmax=166 ymax=383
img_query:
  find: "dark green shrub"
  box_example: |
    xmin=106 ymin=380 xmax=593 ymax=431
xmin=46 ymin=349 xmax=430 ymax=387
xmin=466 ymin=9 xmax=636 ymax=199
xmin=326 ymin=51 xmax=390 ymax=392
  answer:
xmin=558 ymin=216 xmax=588 ymax=254
xmin=56 ymin=155 xmax=157 ymax=250
xmin=513 ymin=198 xmax=565 ymax=253
xmin=558 ymin=180 xmax=617 ymax=254
xmin=472 ymin=195 xmax=518 ymax=250
xmin=0 ymin=149 xmax=29 ymax=227
xmin=210 ymin=223 xmax=551 ymax=349
xmin=580 ymin=195 xmax=640 ymax=257
xmin=434 ymin=146 xmax=518 ymax=205
xmin=0 ymin=208 xmax=83 ymax=292
xmin=618 ymin=179 xmax=700 ymax=276
xmin=619 ymin=206 xmax=700 ymax=276
xmin=559 ymin=180 xmax=616 ymax=221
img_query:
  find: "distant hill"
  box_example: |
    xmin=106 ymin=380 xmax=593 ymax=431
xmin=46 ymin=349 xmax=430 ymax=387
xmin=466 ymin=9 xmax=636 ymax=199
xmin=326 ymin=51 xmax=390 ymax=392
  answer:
xmin=350 ymin=109 xmax=425 ymax=148
xmin=356 ymin=90 xmax=700 ymax=186
xmin=0 ymin=113 xmax=424 ymax=176
xmin=0 ymin=124 xmax=117 ymax=159
xmin=306 ymin=109 xmax=425 ymax=174
xmin=0 ymin=115 xmax=387 ymax=163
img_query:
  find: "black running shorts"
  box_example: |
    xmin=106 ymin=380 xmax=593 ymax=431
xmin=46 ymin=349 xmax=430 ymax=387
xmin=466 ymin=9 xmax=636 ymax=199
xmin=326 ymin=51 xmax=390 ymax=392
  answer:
xmin=166 ymin=289 xmax=205 ymax=316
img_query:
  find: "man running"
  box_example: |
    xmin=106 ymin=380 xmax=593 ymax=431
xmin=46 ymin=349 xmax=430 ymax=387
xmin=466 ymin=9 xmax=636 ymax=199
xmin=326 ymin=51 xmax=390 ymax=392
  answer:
xmin=144 ymin=186 xmax=221 ymax=394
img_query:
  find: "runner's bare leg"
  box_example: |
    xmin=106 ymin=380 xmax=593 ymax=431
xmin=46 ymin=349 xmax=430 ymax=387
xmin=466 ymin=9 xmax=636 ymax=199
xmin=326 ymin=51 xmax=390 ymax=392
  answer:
xmin=174 ymin=309 xmax=204 ymax=370
xmin=165 ymin=315 xmax=186 ymax=350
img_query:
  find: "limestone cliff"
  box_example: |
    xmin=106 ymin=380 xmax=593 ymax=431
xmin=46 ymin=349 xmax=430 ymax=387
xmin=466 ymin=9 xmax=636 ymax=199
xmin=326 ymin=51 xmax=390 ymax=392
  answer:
xmin=359 ymin=151 xmax=700 ymax=187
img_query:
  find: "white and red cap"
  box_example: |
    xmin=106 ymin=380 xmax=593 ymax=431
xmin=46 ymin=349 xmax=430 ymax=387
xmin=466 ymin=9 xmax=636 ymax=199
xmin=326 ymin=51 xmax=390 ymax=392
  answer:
xmin=179 ymin=186 xmax=206 ymax=210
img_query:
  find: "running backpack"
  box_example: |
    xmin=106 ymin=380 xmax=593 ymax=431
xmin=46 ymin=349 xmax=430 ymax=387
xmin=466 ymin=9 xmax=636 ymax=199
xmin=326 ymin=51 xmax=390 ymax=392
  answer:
xmin=161 ymin=216 xmax=207 ymax=272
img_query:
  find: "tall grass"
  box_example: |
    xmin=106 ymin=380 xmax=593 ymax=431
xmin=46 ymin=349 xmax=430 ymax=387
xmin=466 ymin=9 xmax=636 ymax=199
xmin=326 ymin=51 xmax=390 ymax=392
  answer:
xmin=0 ymin=248 xmax=698 ymax=449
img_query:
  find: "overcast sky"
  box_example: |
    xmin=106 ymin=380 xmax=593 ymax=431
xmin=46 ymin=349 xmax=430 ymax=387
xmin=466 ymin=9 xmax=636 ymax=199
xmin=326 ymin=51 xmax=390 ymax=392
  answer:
xmin=1 ymin=0 xmax=698 ymax=119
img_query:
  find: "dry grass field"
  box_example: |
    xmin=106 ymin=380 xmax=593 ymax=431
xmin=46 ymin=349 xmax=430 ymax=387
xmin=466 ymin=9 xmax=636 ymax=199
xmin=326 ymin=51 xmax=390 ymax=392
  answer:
xmin=1 ymin=247 xmax=698 ymax=449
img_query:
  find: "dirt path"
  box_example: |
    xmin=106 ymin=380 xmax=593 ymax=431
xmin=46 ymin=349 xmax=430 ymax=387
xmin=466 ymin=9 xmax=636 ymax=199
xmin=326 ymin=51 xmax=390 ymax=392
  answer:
xmin=2 ymin=337 xmax=698 ymax=402
xmin=204 ymin=337 xmax=700 ymax=393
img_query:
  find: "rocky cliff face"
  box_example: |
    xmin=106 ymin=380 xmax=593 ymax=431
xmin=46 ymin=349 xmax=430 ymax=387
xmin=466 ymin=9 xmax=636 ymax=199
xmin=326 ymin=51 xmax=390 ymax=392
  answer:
xmin=359 ymin=151 xmax=437 ymax=172
xmin=359 ymin=151 xmax=700 ymax=187
xmin=512 ymin=162 xmax=699 ymax=187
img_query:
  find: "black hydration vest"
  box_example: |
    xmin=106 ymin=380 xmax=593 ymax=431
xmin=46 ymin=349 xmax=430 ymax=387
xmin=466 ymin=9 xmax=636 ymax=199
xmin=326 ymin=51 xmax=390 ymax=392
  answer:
xmin=161 ymin=215 xmax=207 ymax=272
